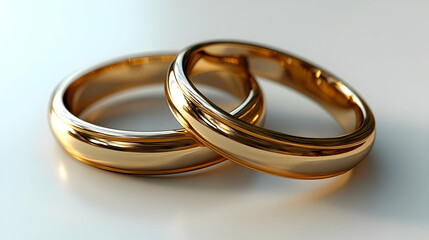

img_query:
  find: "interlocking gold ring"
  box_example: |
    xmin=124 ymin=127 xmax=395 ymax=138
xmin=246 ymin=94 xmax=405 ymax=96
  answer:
xmin=166 ymin=41 xmax=376 ymax=179
xmin=49 ymin=54 xmax=265 ymax=174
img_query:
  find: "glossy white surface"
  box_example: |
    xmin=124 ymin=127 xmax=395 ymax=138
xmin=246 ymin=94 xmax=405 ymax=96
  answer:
xmin=1 ymin=0 xmax=428 ymax=239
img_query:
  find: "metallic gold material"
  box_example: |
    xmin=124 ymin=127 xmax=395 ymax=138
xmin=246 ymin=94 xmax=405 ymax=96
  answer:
xmin=49 ymin=54 xmax=265 ymax=174
xmin=166 ymin=41 xmax=376 ymax=179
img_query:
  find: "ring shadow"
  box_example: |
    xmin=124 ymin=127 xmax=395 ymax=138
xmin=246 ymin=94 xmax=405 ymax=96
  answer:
xmin=274 ymin=119 xmax=429 ymax=223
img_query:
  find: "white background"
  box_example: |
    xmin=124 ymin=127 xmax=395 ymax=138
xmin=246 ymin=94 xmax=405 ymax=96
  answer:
xmin=1 ymin=0 xmax=429 ymax=239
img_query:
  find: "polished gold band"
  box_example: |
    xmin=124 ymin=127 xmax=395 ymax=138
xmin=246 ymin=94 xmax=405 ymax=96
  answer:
xmin=49 ymin=54 xmax=265 ymax=174
xmin=166 ymin=41 xmax=376 ymax=179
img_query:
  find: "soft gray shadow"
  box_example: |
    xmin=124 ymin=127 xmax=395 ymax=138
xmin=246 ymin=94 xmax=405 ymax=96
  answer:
xmin=312 ymin=119 xmax=429 ymax=222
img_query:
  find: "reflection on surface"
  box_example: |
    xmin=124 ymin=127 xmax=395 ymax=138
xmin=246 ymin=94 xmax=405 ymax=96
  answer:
xmin=58 ymin=163 xmax=68 ymax=182
xmin=288 ymin=169 xmax=354 ymax=204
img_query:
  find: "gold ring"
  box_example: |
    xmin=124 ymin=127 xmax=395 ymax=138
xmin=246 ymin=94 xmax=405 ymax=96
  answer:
xmin=166 ymin=41 xmax=376 ymax=179
xmin=49 ymin=54 xmax=265 ymax=174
